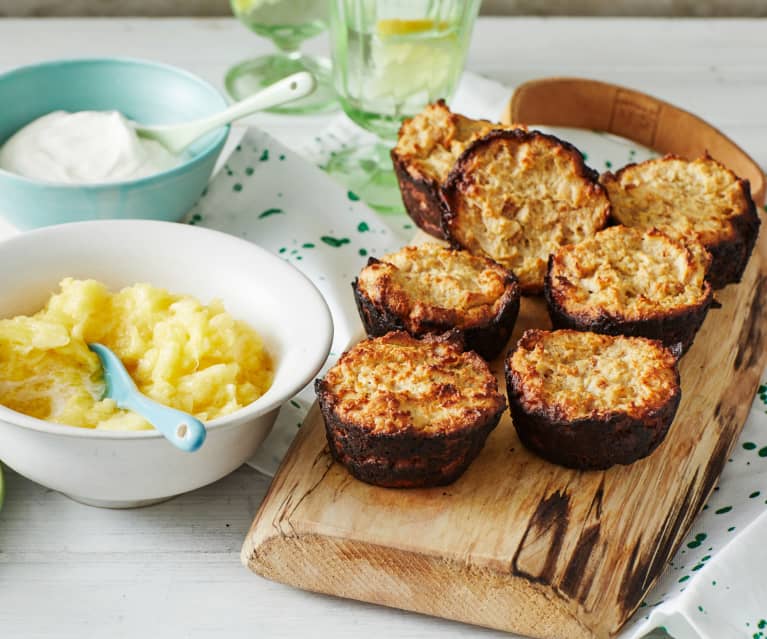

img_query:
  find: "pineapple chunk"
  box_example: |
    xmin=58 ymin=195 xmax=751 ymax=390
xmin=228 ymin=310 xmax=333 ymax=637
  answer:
xmin=0 ymin=278 xmax=273 ymax=430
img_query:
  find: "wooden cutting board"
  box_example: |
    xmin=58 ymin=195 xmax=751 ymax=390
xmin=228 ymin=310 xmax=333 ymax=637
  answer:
xmin=242 ymin=81 xmax=767 ymax=639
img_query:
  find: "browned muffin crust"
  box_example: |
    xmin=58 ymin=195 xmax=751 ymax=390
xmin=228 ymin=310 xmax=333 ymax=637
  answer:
xmin=391 ymin=100 xmax=520 ymax=239
xmin=544 ymin=226 xmax=714 ymax=353
xmin=392 ymin=154 xmax=449 ymax=239
xmin=443 ymin=129 xmax=611 ymax=295
xmin=601 ymin=154 xmax=761 ymax=289
xmin=352 ymin=243 xmax=520 ymax=360
xmin=505 ymin=329 xmax=682 ymax=470
xmin=316 ymin=331 xmax=506 ymax=488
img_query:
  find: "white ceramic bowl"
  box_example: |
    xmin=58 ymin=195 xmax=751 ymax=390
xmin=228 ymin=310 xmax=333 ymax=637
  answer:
xmin=0 ymin=220 xmax=332 ymax=507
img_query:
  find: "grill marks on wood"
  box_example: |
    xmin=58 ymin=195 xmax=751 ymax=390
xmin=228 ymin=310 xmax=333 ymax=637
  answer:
xmin=616 ymin=378 xmax=744 ymax=619
xmin=698 ymin=402 xmax=743 ymax=515
xmin=615 ymin=411 xmax=738 ymax=621
xmin=701 ymin=424 xmax=738 ymax=506
xmin=618 ymin=470 xmax=699 ymax=617
xmin=734 ymin=273 xmax=767 ymax=371
xmin=615 ymin=352 xmax=752 ymax=617
xmin=512 ymin=490 xmax=570 ymax=584
xmin=560 ymin=479 xmax=605 ymax=605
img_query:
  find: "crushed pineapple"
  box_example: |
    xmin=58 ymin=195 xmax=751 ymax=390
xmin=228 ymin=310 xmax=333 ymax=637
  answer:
xmin=0 ymin=278 xmax=273 ymax=430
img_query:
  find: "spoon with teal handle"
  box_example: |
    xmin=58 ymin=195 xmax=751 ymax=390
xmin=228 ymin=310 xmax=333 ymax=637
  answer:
xmin=89 ymin=343 xmax=206 ymax=452
xmin=135 ymin=71 xmax=316 ymax=154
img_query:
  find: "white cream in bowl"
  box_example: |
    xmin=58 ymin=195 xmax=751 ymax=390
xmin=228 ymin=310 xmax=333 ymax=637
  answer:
xmin=0 ymin=110 xmax=180 ymax=184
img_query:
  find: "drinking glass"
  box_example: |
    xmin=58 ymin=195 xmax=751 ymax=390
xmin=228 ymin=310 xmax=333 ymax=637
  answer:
xmin=326 ymin=0 xmax=481 ymax=212
xmin=226 ymin=0 xmax=337 ymax=114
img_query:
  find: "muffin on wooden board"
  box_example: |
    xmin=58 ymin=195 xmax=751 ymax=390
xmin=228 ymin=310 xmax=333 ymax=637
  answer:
xmin=443 ymin=129 xmax=612 ymax=295
xmin=544 ymin=225 xmax=713 ymax=353
xmin=316 ymin=331 xmax=506 ymax=488
xmin=601 ymin=154 xmax=760 ymax=289
xmin=352 ymin=243 xmax=520 ymax=360
xmin=391 ymin=100 xmax=521 ymax=239
xmin=505 ymin=329 xmax=682 ymax=470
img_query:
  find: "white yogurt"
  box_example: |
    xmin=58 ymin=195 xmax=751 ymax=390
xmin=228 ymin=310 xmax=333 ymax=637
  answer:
xmin=0 ymin=110 xmax=181 ymax=184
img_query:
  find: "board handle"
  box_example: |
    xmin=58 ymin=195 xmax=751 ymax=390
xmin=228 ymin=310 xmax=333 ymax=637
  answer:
xmin=504 ymin=77 xmax=766 ymax=206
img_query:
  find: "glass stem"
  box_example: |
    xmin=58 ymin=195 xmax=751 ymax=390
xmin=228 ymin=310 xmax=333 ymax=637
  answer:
xmin=272 ymin=35 xmax=304 ymax=57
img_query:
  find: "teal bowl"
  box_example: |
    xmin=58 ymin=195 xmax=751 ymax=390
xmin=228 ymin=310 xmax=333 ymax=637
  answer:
xmin=0 ymin=58 xmax=229 ymax=230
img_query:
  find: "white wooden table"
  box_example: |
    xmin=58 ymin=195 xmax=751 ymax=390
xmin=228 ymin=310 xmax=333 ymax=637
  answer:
xmin=0 ymin=17 xmax=765 ymax=639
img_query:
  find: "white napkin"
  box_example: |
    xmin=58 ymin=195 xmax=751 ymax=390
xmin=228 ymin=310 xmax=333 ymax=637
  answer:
xmin=186 ymin=128 xmax=406 ymax=474
xmin=189 ymin=71 xmax=767 ymax=639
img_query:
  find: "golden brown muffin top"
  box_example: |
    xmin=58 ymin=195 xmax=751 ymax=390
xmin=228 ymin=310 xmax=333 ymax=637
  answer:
xmin=548 ymin=226 xmax=711 ymax=320
xmin=601 ymin=154 xmax=753 ymax=247
xmin=444 ymin=129 xmax=611 ymax=294
xmin=393 ymin=100 xmax=520 ymax=186
xmin=507 ymin=329 xmax=679 ymax=421
xmin=319 ymin=331 xmax=505 ymax=435
xmin=356 ymin=242 xmax=517 ymax=332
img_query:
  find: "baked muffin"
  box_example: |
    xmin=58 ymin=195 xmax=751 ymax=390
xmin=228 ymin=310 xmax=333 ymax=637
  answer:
xmin=391 ymin=100 xmax=520 ymax=239
xmin=443 ymin=129 xmax=611 ymax=294
xmin=544 ymin=225 xmax=713 ymax=353
xmin=316 ymin=331 xmax=506 ymax=488
xmin=505 ymin=330 xmax=681 ymax=470
xmin=601 ymin=154 xmax=760 ymax=289
xmin=352 ymin=243 xmax=520 ymax=360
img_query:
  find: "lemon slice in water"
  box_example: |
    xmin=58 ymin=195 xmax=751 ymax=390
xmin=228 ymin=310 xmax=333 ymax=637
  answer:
xmin=232 ymin=0 xmax=268 ymax=13
xmin=369 ymin=18 xmax=456 ymax=101
xmin=376 ymin=18 xmax=448 ymax=37
xmin=232 ymin=0 xmax=252 ymax=12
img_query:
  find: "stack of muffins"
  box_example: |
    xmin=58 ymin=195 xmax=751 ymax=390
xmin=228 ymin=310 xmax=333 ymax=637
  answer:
xmin=315 ymin=101 xmax=761 ymax=487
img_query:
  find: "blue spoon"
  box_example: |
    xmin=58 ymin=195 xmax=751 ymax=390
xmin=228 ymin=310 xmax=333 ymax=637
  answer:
xmin=88 ymin=343 xmax=207 ymax=452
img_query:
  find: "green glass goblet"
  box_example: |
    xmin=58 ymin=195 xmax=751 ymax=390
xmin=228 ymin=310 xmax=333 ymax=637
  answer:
xmin=226 ymin=0 xmax=337 ymax=114
xmin=325 ymin=0 xmax=481 ymax=213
